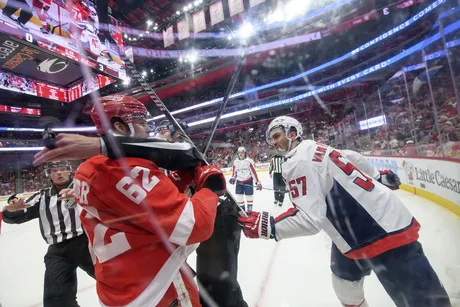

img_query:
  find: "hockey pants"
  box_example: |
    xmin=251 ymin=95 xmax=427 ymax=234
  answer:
xmin=197 ymin=199 xmax=248 ymax=307
xmin=331 ymin=241 xmax=451 ymax=307
xmin=43 ymin=234 xmax=95 ymax=307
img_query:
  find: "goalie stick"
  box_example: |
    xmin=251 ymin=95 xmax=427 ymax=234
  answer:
xmin=118 ymin=51 xmax=248 ymax=218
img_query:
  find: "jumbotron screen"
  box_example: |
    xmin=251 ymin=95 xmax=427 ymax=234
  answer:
xmin=0 ymin=0 xmax=126 ymax=80
xmin=0 ymin=69 xmax=115 ymax=102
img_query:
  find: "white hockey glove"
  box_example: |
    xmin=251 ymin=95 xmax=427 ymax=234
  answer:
xmin=255 ymin=181 xmax=263 ymax=191
xmin=238 ymin=211 xmax=275 ymax=239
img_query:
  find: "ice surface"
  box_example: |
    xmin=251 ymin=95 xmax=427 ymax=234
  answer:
xmin=0 ymin=172 xmax=459 ymax=307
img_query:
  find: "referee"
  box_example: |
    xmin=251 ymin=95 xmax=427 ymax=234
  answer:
xmin=3 ymin=161 xmax=94 ymax=307
xmin=269 ymin=154 xmax=286 ymax=206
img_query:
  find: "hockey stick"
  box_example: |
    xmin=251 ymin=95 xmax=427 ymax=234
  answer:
xmin=201 ymin=52 xmax=248 ymax=156
xmin=117 ymin=50 xmax=248 ymax=218
xmin=236 ymin=182 xmax=288 ymax=193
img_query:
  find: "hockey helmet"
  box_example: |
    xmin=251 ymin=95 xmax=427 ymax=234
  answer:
xmin=266 ymin=116 xmax=303 ymax=147
xmin=7 ymin=193 xmax=18 ymax=205
xmin=90 ymin=95 xmax=151 ymax=136
xmin=237 ymin=147 xmax=246 ymax=153
xmin=44 ymin=161 xmax=72 ymax=177
xmin=154 ymin=118 xmax=189 ymax=138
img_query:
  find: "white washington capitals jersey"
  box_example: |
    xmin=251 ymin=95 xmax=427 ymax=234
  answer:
xmin=340 ymin=149 xmax=380 ymax=180
xmin=275 ymin=141 xmax=419 ymax=259
xmin=231 ymin=158 xmax=260 ymax=183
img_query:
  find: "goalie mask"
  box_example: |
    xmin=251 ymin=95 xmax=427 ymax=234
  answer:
xmin=90 ymin=95 xmax=153 ymax=137
xmin=266 ymin=116 xmax=303 ymax=152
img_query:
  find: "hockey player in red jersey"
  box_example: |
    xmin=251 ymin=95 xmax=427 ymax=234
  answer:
xmin=238 ymin=115 xmax=451 ymax=307
xmin=73 ymin=95 xmax=226 ymax=307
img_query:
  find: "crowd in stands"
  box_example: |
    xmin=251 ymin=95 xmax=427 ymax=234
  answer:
xmin=0 ymin=167 xmax=15 ymax=196
xmin=334 ymin=72 xmax=460 ymax=158
xmin=1 ymin=70 xmax=459 ymax=196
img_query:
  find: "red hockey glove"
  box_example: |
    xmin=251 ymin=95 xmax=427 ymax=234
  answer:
xmin=194 ymin=165 xmax=226 ymax=196
xmin=256 ymin=182 xmax=263 ymax=191
xmin=378 ymin=170 xmax=401 ymax=190
xmin=168 ymin=170 xmax=194 ymax=193
xmin=238 ymin=211 xmax=274 ymax=239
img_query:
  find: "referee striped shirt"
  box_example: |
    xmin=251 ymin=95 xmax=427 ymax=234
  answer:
xmin=4 ymin=187 xmax=84 ymax=245
xmin=269 ymin=155 xmax=285 ymax=174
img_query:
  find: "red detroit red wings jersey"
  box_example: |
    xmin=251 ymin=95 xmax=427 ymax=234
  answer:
xmin=73 ymin=156 xmax=219 ymax=307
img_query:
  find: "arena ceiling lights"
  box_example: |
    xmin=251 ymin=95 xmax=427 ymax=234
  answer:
xmin=2 ymin=15 xmax=456 ymax=143
xmin=149 ymin=0 xmax=448 ymax=122
xmin=188 ymin=18 xmax=460 ymax=127
xmin=264 ymin=0 xmax=314 ymax=24
xmin=0 ymin=0 xmax=453 ymax=143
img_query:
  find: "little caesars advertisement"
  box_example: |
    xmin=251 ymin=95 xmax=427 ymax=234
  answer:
xmin=366 ymin=156 xmax=460 ymax=206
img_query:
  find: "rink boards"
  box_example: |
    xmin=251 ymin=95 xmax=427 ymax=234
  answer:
xmin=365 ymin=156 xmax=460 ymax=215
xmin=223 ymin=156 xmax=460 ymax=216
xmin=2 ymin=156 xmax=459 ymax=215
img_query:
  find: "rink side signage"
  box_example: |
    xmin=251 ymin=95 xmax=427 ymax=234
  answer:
xmin=366 ymin=156 xmax=460 ymax=206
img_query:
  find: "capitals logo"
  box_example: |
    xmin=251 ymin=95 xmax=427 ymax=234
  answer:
xmin=402 ymin=160 xmax=415 ymax=185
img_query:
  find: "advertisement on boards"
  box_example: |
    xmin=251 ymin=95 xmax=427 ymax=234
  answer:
xmin=366 ymin=156 xmax=460 ymax=206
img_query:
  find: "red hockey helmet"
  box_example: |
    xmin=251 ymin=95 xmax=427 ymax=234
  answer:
xmin=90 ymin=95 xmax=150 ymax=135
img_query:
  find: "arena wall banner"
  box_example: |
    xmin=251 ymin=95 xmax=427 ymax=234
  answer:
xmin=366 ymin=156 xmax=460 ymax=215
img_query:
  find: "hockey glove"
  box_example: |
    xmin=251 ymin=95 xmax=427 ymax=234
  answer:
xmin=238 ymin=211 xmax=275 ymax=240
xmin=256 ymin=182 xmax=263 ymax=191
xmin=194 ymin=165 xmax=226 ymax=196
xmin=229 ymin=177 xmax=236 ymax=185
xmin=168 ymin=170 xmax=195 ymax=193
xmin=378 ymin=170 xmax=401 ymax=190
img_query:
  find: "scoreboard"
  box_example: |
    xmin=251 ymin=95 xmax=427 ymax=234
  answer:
xmin=0 ymin=0 xmax=126 ymax=80
xmin=0 ymin=68 xmax=115 ymax=103
xmin=0 ymin=0 xmax=124 ymax=102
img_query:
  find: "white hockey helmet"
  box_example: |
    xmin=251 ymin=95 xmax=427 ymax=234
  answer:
xmin=237 ymin=147 xmax=246 ymax=153
xmin=266 ymin=116 xmax=303 ymax=148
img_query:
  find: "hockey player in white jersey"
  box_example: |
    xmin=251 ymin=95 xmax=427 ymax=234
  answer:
xmin=238 ymin=116 xmax=451 ymax=307
xmin=229 ymin=147 xmax=262 ymax=212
